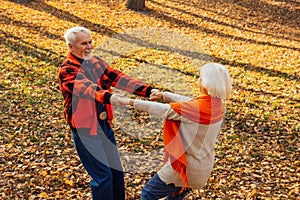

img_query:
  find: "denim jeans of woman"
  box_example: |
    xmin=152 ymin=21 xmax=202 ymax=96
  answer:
xmin=71 ymin=121 xmax=125 ymax=200
xmin=142 ymin=173 xmax=191 ymax=200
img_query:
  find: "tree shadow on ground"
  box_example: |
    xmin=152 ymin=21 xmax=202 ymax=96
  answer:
xmin=0 ymin=14 xmax=63 ymax=41
xmin=148 ymin=0 xmax=300 ymax=42
xmin=0 ymin=30 xmax=62 ymax=65
xmin=168 ymin=0 xmax=300 ymax=35
xmin=5 ymin=0 xmax=300 ymax=83
xmin=7 ymin=0 xmax=117 ymax=37
xmin=144 ymin=4 xmax=299 ymax=51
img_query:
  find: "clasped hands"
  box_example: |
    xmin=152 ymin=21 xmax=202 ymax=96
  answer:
xmin=110 ymin=89 xmax=163 ymax=106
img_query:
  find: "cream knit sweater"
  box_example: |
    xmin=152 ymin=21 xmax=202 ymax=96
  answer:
xmin=133 ymin=92 xmax=223 ymax=189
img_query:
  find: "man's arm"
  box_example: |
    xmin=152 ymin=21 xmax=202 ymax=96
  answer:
xmin=59 ymin=64 xmax=112 ymax=104
xmin=98 ymin=59 xmax=153 ymax=98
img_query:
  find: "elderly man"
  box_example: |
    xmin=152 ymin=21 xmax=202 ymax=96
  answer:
xmin=58 ymin=27 xmax=158 ymax=200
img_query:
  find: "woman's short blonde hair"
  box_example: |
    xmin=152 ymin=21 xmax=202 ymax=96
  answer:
xmin=200 ymin=63 xmax=232 ymax=100
xmin=64 ymin=26 xmax=90 ymax=46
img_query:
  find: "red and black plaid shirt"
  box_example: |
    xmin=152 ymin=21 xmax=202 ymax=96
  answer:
xmin=58 ymin=53 xmax=152 ymax=133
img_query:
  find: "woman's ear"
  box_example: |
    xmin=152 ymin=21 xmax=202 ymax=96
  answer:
xmin=200 ymin=85 xmax=208 ymax=95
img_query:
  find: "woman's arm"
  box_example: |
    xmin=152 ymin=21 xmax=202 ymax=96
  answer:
xmin=115 ymin=96 xmax=191 ymax=122
xmin=132 ymin=99 xmax=191 ymax=122
xmin=150 ymin=91 xmax=192 ymax=103
xmin=162 ymin=91 xmax=192 ymax=103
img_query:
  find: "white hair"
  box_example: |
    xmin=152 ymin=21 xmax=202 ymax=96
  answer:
xmin=64 ymin=26 xmax=91 ymax=45
xmin=200 ymin=63 xmax=232 ymax=100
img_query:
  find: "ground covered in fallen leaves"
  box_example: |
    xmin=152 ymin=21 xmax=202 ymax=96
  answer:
xmin=1 ymin=0 xmax=299 ymax=199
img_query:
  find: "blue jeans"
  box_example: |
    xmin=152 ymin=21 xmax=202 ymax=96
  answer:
xmin=142 ymin=174 xmax=191 ymax=200
xmin=71 ymin=121 xmax=125 ymax=200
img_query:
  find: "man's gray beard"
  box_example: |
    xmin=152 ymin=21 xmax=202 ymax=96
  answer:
xmin=83 ymin=53 xmax=93 ymax=60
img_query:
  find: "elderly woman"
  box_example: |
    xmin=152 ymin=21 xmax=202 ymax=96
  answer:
xmin=113 ymin=63 xmax=232 ymax=200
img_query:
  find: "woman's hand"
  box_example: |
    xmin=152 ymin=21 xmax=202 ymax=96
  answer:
xmin=150 ymin=89 xmax=163 ymax=100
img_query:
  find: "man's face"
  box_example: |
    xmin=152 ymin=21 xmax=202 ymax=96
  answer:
xmin=69 ymin=31 xmax=93 ymax=60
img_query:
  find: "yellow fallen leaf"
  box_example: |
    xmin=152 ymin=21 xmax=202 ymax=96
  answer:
xmin=64 ymin=178 xmax=73 ymax=186
xmin=40 ymin=170 xmax=47 ymax=176
xmin=39 ymin=192 xmax=48 ymax=198
xmin=246 ymin=189 xmax=256 ymax=200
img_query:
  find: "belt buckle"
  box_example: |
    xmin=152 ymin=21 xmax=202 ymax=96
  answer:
xmin=99 ymin=111 xmax=107 ymax=120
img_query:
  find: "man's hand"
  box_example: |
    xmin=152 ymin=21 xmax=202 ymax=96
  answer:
xmin=110 ymin=94 xmax=131 ymax=106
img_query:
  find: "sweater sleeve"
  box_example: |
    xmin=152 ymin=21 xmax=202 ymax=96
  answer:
xmin=133 ymin=100 xmax=192 ymax=122
xmin=163 ymin=92 xmax=192 ymax=103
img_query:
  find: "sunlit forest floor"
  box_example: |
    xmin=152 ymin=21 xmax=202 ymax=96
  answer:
xmin=1 ymin=0 xmax=299 ymax=199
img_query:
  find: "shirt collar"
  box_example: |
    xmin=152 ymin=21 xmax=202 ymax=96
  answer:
xmin=71 ymin=53 xmax=84 ymax=64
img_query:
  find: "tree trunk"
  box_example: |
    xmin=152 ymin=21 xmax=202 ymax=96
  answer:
xmin=126 ymin=0 xmax=145 ymax=11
